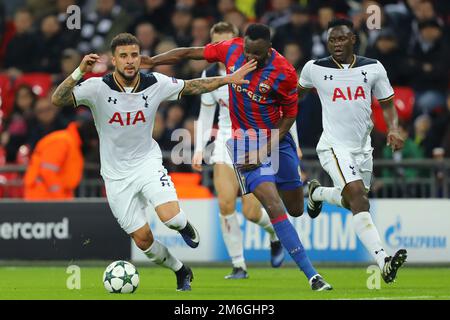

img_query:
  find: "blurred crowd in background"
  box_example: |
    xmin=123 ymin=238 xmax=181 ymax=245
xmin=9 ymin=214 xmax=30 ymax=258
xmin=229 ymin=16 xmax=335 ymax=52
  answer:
xmin=0 ymin=0 xmax=449 ymax=198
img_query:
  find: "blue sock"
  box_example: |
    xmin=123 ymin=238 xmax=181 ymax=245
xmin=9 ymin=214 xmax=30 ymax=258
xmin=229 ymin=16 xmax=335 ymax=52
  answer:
xmin=272 ymin=215 xmax=317 ymax=280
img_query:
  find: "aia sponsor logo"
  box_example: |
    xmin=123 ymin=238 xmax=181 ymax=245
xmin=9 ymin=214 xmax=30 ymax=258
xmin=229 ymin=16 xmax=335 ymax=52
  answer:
xmin=109 ymin=111 xmax=146 ymax=126
xmin=332 ymin=86 xmax=366 ymax=102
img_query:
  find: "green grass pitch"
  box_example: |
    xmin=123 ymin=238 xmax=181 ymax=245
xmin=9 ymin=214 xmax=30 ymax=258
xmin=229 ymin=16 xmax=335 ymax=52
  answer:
xmin=1 ymin=266 xmax=449 ymax=300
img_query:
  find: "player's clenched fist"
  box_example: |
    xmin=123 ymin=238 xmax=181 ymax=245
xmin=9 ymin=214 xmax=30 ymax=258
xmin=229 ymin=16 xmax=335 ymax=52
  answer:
xmin=387 ymin=129 xmax=404 ymax=152
xmin=79 ymin=53 xmax=100 ymax=73
xmin=140 ymin=55 xmax=154 ymax=69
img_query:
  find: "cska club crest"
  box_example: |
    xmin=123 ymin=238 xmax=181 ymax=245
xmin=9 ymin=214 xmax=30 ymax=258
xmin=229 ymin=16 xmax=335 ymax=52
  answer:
xmin=228 ymin=65 xmax=235 ymax=73
xmin=259 ymin=81 xmax=271 ymax=94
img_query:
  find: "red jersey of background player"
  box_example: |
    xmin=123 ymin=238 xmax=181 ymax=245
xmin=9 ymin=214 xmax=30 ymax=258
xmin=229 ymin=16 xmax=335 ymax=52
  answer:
xmin=203 ymin=37 xmax=298 ymax=139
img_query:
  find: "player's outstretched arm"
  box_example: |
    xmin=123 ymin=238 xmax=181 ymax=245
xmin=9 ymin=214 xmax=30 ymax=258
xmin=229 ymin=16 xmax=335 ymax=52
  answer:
xmin=51 ymin=54 xmax=100 ymax=107
xmin=140 ymin=47 xmax=205 ymax=69
xmin=380 ymin=98 xmax=404 ymax=151
xmin=181 ymin=60 xmax=257 ymax=96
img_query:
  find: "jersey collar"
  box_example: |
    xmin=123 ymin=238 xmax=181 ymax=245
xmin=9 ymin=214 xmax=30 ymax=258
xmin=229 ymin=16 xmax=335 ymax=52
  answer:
xmin=112 ymin=72 xmax=141 ymax=93
xmin=331 ymin=54 xmax=356 ymax=69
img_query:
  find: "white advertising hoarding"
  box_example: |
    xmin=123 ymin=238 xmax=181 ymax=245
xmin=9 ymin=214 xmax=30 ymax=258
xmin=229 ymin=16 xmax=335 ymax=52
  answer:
xmin=132 ymin=199 xmax=450 ymax=264
xmin=373 ymin=200 xmax=450 ymax=263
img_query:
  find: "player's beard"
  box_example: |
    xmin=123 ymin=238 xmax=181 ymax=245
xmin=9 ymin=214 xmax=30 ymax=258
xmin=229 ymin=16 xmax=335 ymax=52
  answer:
xmin=117 ymin=67 xmax=138 ymax=83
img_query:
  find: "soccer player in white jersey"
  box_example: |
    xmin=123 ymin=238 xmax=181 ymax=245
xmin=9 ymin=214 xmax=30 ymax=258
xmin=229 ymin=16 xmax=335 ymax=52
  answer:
xmin=191 ymin=22 xmax=287 ymax=279
xmin=51 ymin=33 xmax=256 ymax=291
xmin=298 ymin=19 xmax=407 ymax=284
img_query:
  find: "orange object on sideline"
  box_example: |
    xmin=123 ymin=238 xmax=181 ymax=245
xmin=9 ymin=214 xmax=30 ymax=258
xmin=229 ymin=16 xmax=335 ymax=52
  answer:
xmin=169 ymin=172 xmax=213 ymax=199
xmin=23 ymin=122 xmax=83 ymax=200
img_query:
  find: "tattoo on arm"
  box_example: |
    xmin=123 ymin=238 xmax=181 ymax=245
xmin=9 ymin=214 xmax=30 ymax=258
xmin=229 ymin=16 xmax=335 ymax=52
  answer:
xmin=182 ymin=77 xmax=228 ymax=96
xmin=52 ymin=76 xmax=78 ymax=107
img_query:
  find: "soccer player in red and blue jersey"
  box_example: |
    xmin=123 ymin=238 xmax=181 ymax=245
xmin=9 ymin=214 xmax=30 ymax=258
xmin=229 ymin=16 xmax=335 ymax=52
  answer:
xmin=142 ymin=24 xmax=332 ymax=291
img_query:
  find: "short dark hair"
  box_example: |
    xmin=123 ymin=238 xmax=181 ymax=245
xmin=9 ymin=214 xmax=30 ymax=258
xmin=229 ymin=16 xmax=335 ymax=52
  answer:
xmin=327 ymin=18 xmax=354 ymax=33
xmin=210 ymin=22 xmax=239 ymax=37
xmin=110 ymin=33 xmax=141 ymax=54
xmin=244 ymin=23 xmax=271 ymax=42
xmin=418 ymin=18 xmax=443 ymax=31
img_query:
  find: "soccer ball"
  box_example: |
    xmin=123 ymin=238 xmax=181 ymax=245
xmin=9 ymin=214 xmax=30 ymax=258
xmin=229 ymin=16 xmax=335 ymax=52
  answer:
xmin=103 ymin=260 xmax=139 ymax=293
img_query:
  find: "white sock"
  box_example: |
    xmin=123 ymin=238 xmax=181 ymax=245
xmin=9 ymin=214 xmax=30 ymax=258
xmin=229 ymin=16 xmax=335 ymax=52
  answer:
xmin=163 ymin=210 xmax=188 ymax=231
xmin=312 ymin=186 xmax=343 ymax=207
xmin=220 ymin=212 xmax=246 ymax=270
xmin=353 ymin=211 xmax=388 ymax=269
xmin=143 ymin=240 xmax=183 ymax=272
xmin=256 ymin=208 xmax=278 ymax=242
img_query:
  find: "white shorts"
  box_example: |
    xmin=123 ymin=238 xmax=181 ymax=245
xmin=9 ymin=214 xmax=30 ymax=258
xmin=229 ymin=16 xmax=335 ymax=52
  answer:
xmin=210 ymin=137 xmax=233 ymax=166
xmin=104 ymin=159 xmax=178 ymax=234
xmin=317 ymin=145 xmax=373 ymax=191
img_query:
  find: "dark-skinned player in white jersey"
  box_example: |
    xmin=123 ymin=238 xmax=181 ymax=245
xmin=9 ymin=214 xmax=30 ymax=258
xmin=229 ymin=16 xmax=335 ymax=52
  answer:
xmin=298 ymin=19 xmax=407 ymax=284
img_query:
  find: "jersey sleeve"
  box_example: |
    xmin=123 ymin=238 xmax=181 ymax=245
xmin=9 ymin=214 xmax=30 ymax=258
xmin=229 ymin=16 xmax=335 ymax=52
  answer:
xmin=72 ymin=77 xmax=100 ymax=108
xmin=373 ymin=61 xmax=394 ymax=102
xmin=200 ymin=70 xmax=216 ymax=106
xmin=203 ymin=39 xmax=234 ymax=64
xmin=278 ymin=68 xmax=299 ymax=118
xmin=153 ymin=72 xmax=186 ymax=101
xmin=298 ymin=60 xmax=315 ymax=89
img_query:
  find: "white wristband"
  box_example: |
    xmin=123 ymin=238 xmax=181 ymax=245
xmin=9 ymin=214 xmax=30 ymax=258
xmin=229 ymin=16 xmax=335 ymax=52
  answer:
xmin=71 ymin=67 xmax=85 ymax=81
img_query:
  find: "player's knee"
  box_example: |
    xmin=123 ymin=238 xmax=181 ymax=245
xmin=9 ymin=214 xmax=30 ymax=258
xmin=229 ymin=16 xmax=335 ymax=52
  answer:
xmin=243 ymin=208 xmax=260 ymax=223
xmin=348 ymin=193 xmax=370 ymax=213
xmin=341 ymin=197 xmax=351 ymax=210
xmin=263 ymin=202 xmax=285 ymax=219
xmin=218 ymin=198 xmax=235 ymax=215
xmin=286 ymin=202 xmax=304 ymax=218
xmin=132 ymin=232 xmax=154 ymax=251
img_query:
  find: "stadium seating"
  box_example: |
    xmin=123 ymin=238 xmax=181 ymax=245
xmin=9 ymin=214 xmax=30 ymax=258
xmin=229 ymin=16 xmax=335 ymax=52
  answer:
xmin=0 ymin=74 xmax=14 ymax=117
xmin=14 ymin=73 xmax=53 ymax=98
xmin=372 ymin=86 xmax=415 ymax=133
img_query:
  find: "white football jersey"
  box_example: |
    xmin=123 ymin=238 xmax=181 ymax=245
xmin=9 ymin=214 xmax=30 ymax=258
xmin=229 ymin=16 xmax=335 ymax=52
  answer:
xmin=200 ymin=64 xmax=231 ymax=139
xmin=298 ymin=55 xmax=394 ymax=152
xmin=72 ymin=72 xmax=185 ymax=179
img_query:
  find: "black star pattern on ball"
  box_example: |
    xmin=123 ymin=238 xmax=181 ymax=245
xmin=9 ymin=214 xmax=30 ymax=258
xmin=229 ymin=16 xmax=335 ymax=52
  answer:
xmin=115 ymin=261 xmax=126 ymax=268
xmin=120 ymin=271 xmax=133 ymax=286
xmin=111 ymin=286 xmax=122 ymax=293
xmin=104 ymin=270 xmax=114 ymax=285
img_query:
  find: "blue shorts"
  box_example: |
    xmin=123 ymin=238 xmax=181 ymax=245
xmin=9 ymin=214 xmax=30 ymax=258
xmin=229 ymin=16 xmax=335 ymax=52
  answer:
xmin=226 ymin=133 xmax=302 ymax=194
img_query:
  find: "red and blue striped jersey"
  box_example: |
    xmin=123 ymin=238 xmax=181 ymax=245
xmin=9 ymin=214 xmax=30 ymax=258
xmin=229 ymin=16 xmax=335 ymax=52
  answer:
xmin=204 ymin=38 xmax=298 ymax=139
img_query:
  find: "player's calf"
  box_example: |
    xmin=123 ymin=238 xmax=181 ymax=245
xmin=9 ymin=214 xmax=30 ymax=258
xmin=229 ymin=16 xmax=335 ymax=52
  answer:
xmin=342 ymin=181 xmax=370 ymax=214
xmin=279 ymin=188 xmax=304 ymax=217
xmin=218 ymin=197 xmax=237 ymax=216
xmin=241 ymin=200 xmax=262 ymax=223
xmin=130 ymin=224 xmax=154 ymax=251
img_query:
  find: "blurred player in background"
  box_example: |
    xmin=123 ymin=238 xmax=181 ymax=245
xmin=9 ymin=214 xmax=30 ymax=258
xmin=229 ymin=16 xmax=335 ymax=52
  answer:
xmin=142 ymin=23 xmax=332 ymax=291
xmin=51 ymin=33 xmax=256 ymax=291
xmin=192 ymin=22 xmax=286 ymax=279
xmin=298 ymin=19 xmax=407 ymax=283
